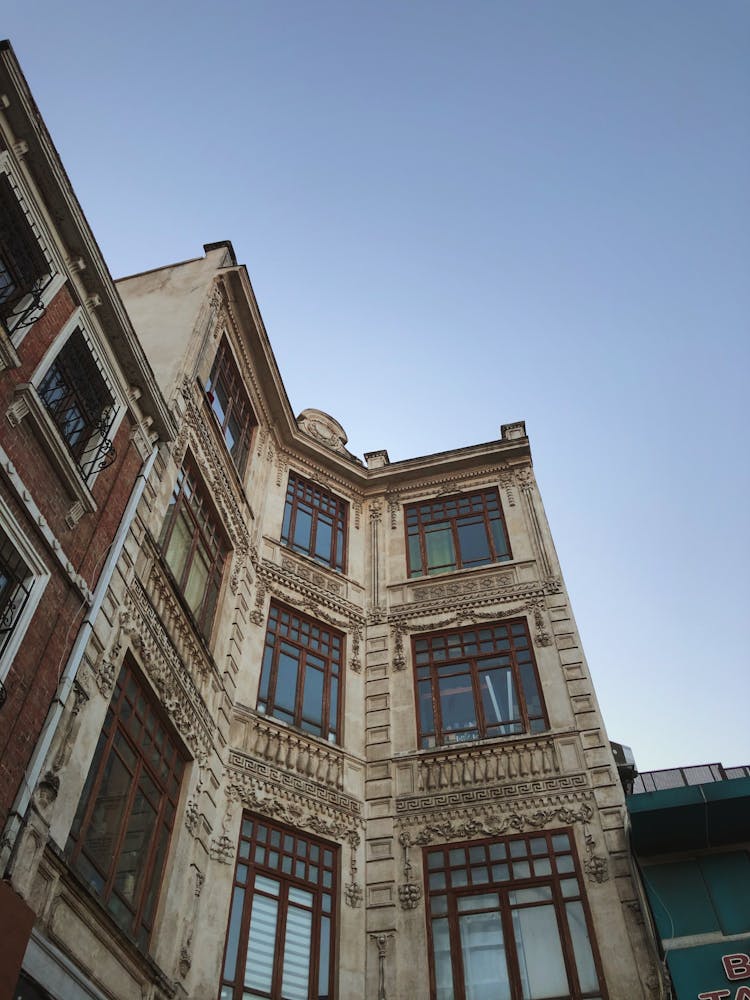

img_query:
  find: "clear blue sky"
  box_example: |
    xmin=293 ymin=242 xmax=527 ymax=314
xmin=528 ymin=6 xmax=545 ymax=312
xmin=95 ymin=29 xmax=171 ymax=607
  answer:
xmin=5 ymin=2 xmax=748 ymax=770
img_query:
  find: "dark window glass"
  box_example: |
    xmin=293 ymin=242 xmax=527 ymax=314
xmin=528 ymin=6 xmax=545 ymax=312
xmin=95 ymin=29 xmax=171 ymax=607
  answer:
xmin=205 ymin=337 xmax=256 ymax=475
xmin=66 ymin=661 xmax=185 ymax=949
xmin=280 ymin=472 xmax=348 ymax=573
xmin=405 ymin=489 xmax=511 ymax=577
xmin=425 ymin=830 xmax=606 ymax=1000
xmin=257 ymin=602 xmax=343 ymax=743
xmin=413 ymin=620 xmax=547 ymax=748
xmin=37 ymin=329 xmax=118 ymax=480
xmin=0 ymin=173 xmax=51 ymax=329
xmin=219 ymin=815 xmax=337 ymax=1000
xmin=159 ymin=462 xmax=229 ymax=641
xmin=0 ymin=531 xmax=33 ymax=659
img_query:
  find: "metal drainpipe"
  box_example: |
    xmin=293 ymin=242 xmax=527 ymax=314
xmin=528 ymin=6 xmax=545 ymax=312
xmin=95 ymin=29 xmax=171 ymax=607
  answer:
xmin=1 ymin=445 xmax=159 ymax=873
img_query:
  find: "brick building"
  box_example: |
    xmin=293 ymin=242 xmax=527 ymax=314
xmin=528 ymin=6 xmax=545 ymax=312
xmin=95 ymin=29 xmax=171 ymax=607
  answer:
xmin=0 ymin=40 xmax=173 ymax=994
xmin=2 ymin=40 xmax=667 ymax=1000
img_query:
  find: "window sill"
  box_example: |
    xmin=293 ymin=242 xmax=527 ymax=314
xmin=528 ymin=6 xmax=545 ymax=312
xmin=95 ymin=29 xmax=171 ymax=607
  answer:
xmin=6 ymin=383 xmax=97 ymax=527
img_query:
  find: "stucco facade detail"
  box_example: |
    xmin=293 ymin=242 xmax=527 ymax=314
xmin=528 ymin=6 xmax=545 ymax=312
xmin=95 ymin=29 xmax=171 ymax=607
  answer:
xmin=0 ymin=41 xmax=666 ymax=1000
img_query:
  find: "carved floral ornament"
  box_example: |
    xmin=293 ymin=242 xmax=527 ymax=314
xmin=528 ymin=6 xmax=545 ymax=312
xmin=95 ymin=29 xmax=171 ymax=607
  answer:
xmin=249 ymin=551 xmax=365 ymax=672
xmin=396 ymin=800 xmax=609 ymax=889
xmin=93 ymin=587 xmax=217 ymax=759
xmin=211 ymin=772 xmax=363 ymax=872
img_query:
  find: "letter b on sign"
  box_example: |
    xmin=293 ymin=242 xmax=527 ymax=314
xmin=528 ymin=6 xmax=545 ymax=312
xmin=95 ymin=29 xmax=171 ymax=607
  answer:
xmin=723 ymin=954 xmax=750 ymax=981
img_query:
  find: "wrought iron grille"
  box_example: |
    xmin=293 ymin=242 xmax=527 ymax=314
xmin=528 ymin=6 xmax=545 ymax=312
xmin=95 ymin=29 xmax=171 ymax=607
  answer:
xmin=0 ymin=173 xmax=54 ymax=334
xmin=0 ymin=532 xmax=33 ymax=662
xmin=38 ymin=329 xmax=117 ymax=480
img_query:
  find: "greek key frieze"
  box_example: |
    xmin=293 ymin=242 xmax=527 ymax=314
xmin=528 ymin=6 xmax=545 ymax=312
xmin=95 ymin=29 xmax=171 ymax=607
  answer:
xmin=395 ymin=773 xmax=589 ymax=814
xmin=227 ymin=750 xmax=362 ymax=818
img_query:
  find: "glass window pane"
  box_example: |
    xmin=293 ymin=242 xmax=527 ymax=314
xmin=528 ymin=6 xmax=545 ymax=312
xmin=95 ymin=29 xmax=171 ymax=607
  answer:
xmin=425 ymin=523 xmax=456 ymax=572
xmin=318 ymin=914 xmax=331 ymax=997
xmin=459 ymin=909 xmax=512 ymax=1000
xmin=490 ymin=517 xmax=510 ymax=559
xmin=81 ymin=752 xmax=131 ymax=874
xmin=565 ymin=901 xmax=600 ymax=992
xmin=431 ymin=918 xmax=454 ymax=1000
xmin=512 ymin=904 xmax=568 ymax=998
xmin=275 ymin=650 xmax=300 ymax=713
xmin=113 ymin=787 xmax=157 ymax=904
xmin=293 ymin=507 xmax=313 ymax=551
xmin=164 ymin=511 xmax=192 ymax=582
xmin=302 ymin=666 xmax=324 ymax=727
xmin=184 ymin=543 xmax=210 ymax=614
xmin=439 ymin=672 xmax=476 ymax=737
xmin=244 ymin=893 xmax=279 ymax=993
xmin=456 ymin=518 xmax=492 ymax=566
xmin=281 ymin=904 xmax=312 ymax=1000
xmin=314 ymin=515 xmax=333 ymax=562
xmin=223 ymin=886 xmax=246 ymax=981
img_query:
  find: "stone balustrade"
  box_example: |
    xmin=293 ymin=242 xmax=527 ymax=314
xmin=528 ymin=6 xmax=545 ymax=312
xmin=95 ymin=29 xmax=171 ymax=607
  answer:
xmin=416 ymin=737 xmax=560 ymax=792
xmin=244 ymin=716 xmax=345 ymax=791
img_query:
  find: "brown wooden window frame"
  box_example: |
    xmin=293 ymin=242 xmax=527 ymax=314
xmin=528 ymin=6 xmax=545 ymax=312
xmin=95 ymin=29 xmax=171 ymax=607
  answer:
xmin=280 ymin=471 xmax=348 ymax=573
xmin=205 ymin=336 xmax=257 ymax=476
xmin=218 ymin=813 xmax=338 ymax=1000
xmin=159 ymin=460 xmax=230 ymax=642
xmin=424 ymin=829 xmax=608 ymax=1000
xmin=257 ymin=601 xmax=344 ymax=744
xmin=66 ymin=660 xmax=185 ymax=949
xmin=413 ymin=619 xmax=548 ymax=749
xmin=405 ymin=488 xmax=512 ymax=578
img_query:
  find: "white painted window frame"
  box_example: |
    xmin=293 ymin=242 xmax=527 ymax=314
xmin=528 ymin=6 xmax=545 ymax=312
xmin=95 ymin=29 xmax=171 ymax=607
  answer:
xmin=0 ymin=493 xmax=50 ymax=687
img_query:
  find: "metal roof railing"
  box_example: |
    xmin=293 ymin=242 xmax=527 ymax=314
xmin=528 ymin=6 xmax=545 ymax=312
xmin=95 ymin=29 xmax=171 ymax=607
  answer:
xmin=631 ymin=763 xmax=750 ymax=794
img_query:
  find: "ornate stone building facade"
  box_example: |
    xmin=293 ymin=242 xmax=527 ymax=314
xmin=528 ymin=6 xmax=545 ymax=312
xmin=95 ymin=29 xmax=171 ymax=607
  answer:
xmin=1 ymin=42 xmax=664 ymax=1000
xmin=7 ymin=233 xmax=664 ymax=999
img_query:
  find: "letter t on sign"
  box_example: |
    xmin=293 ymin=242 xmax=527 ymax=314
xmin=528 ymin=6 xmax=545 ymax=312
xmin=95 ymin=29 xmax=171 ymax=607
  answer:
xmin=697 ymin=992 xmax=730 ymax=1000
xmin=723 ymin=954 xmax=750 ymax=981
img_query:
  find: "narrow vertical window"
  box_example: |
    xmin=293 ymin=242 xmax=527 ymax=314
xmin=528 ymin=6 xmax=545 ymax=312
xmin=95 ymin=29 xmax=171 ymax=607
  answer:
xmin=37 ymin=328 xmax=118 ymax=479
xmin=257 ymin=602 xmax=343 ymax=743
xmin=205 ymin=337 xmax=256 ymax=475
xmin=0 ymin=172 xmax=52 ymax=331
xmin=159 ymin=462 xmax=229 ymax=641
xmin=66 ymin=661 xmax=185 ymax=948
xmin=280 ymin=472 xmax=348 ymax=573
xmin=219 ymin=816 xmax=337 ymax=1000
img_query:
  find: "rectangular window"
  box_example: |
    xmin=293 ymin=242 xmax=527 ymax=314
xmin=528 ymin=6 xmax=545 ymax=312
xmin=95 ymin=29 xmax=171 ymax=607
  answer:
xmin=37 ymin=328 xmax=118 ymax=479
xmin=66 ymin=661 xmax=185 ymax=949
xmin=405 ymin=489 xmax=511 ymax=577
xmin=159 ymin=462 xmax=229 ymax=641
xmin=205 ymin=337 xmax=256 ymax=475
xmin=413 ymin=620 xmax=547 ymax=749
xmin=257 ymin=602 xmax=343 ymax=743
xmin=0 ymin=531 xmax=34 ymax=662
xmin=280 ymin=472 xmax=347 ymax=573
xmin=425 ymin=830 xmax=607 ymax=1000
xmin=219 ymin=815 xmax=337 ymax=1000
xmin=0 ymin=172 xmax=53 ymax=332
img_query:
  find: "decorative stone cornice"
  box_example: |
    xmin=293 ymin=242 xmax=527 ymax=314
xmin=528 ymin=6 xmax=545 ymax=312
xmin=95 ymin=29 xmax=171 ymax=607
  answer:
xmin=119 ymin=581 xmax=217 ymax=756
xmin=395 ymin=795 xmax=608 ymax=885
